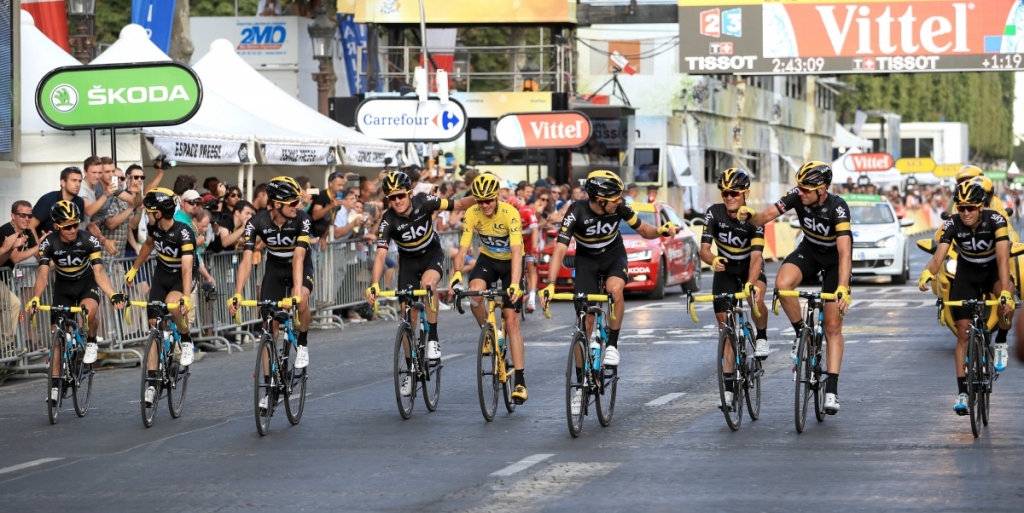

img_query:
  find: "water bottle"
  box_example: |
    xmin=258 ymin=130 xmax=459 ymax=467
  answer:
xmin=590 ymin=334 xmax=601 ymax=369
xmin=496 ymin=328 xmax=504 ymax=350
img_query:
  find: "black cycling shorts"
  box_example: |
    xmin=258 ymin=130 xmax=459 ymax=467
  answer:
xmin=574 ymin=246 xmax=629 ymax=296
xmin=468 ymin=254 xmax=519 ymax=310
xmin=150 ymin=267 xmax=187 ymax=302
xmin=398 ymin=248 xmax=445 ymax=292
xmin=52 ymin=275 xmax=101 ymax=309
xmin=260 ymin=258 xmax=315 ymax=303
xmin=949 ymin=262 xmax=1000 ymax=321
xmin=782 ymin=243 xmax=844 ymax=294
xmin=712 ymin=262 xmax=767 ymax=313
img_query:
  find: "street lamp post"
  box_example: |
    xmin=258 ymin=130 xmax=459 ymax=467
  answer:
xmin=308 ymin=4 xmax=337 ymax=116
xmin=67 ymin=0 xmax=96 ymax=64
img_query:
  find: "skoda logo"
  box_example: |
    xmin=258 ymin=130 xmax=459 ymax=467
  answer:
xmin=50 ymin=84 xmax=79 ymax=113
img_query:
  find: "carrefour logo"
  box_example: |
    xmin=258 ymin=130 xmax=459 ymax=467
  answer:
xmin=434 ymin=110 xmax=461 ymax=130
xmin=238 ymin=24 xmax=286 ymax=51
xmin=50 ymin=84 xmax=78 ymax=113
xmin=355 ymin=98 xmax=468 ymax=142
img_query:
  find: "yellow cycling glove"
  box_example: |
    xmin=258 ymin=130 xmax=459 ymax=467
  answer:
xmin=26 ymin=296 xmax=40 ymax=312
xmin=657 ymin=222 xmax=677 ymax=237
xmin=712 ymin=256 xmax=727 ymax=270
xmin=507 ymin=283 xmax=522 ymax=303
xmin=450 ymin=271 xmax=463 ymax=289
xmin=737 ymin=206 xmax=756 ymax=220
xmin=366 ymin=283 xmax=381 ymax=301
xmin=999 ymin=290 xmax=1015 ymax=310
xmin=227 ymin=293 xmax=243 ymax=310
xmin=125 ymin=267 xmax=138 ymax=284
xmin=181 ymin=296 xmax=193 ymax=312
xmin=835 ymin=285 xmax=851 ymax=302
xmin=917 ymin=269 xmax=935 ymax=289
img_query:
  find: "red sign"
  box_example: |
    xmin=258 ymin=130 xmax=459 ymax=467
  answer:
xmin=700 ymin=8 xmax=721 ymax=38
xmin=846 ymin=152 xmax=894 ymax=172
xmin=494 ymin=111 xmax=592 ymax=150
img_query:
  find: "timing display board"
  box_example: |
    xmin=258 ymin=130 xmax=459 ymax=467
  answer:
xmin=678 ymin=0 xmax=1024 ymax=75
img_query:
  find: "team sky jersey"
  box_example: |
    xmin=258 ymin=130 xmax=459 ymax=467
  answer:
xmin=938 ymin=209 xmax=1009 ymax=265
xmin=377 ymin=194 xmax=453 ymax=256
xmin=148 ymin=220 xmax=196 ymax=273
xmin=701 ymin=203 xmax=765 ymax=260
xmin=557 ymin=200 xmax=641 ymax=256
xmin=775 ymin=189 xmax=852 ymax=250
xmin=461 ymin=202 xmax=524 ymax=260
xmin=519 ymin=205 xmax=539 ymax=253
xmin=242 ymin=209 xmax=312 ymax=263
xmin=37 ymin=231 xmax=103 ymax=279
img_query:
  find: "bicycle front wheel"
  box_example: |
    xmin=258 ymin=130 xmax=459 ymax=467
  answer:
xmin=718 ymin=327 xmax=742 ymax=431
xmin=967 ymin=332 xmax=982 ymax=438
xmin=745 ymin=327 xmax=762 ymax=421
xmin=595 ymin=363 xmax=617 ymax=428
xmin=284 ymin=348 xmax=306 ymax=425
xmin=794 ymin=331 xmax=812 ymax=434
xmin=71 ymin=347 xmax=92 ymax=418
xmin=501 ymin=336 xmax=516 ymax=414
xmin=393 ymin=325 xmax=416 ymax=420
xmin=477 ymin=326 xmax=498 ymax=422
xmin=46 ymin=331 xmax=63 ymax=425
xmin=566 ymin=332 xmax=587 ymax=438
xmin=141 ymin=332 xmax=161 ymax=428
xmin=981 ymin=342 xmax=993 ymax=427
xmin=254 ymin=336 xmax=275 ymax=436
xmin=167 ymin=343 xmax=189 ymax=419
xmin=813 ymin=335 xmax=827 ymax=423
xmin=421 ymin=329 xmax=441 ymax=413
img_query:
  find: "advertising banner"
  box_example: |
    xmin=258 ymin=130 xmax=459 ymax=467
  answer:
xmin=895 ymin=157 xmax=936 ymax=174
xmin=338 ymin=14 xmax=365 ymax=96
xmin=191 ymin=16 xmax=297 ymax=66
xmin=36 ymin=62 xmax=203 ymax=130
xmin=494 ymin=111 xmax=592 ymax=150
xmin=356 ymin=97 xmax=467 ymax=142
xmin=933 ymin=163 xmax=962 ymax=177
xmin=263 ymin=144 xmax=339 ymax=166
xmin=343 ymin=145 xmax=402 ymax=167
xmin=844 ymin=152 xmax=893 ymax=172
xmin=352 ymin=0 xmax=575 ymax=24
xmin=131 ymin=0 xmax=176 ymax=53
xmin=449 ymin=92 xmax=551 ymax=118
xmin=679 ymin=0 xmax=1024 ymax=74
xmin=152 ymin=137 xmax=250 ymax=164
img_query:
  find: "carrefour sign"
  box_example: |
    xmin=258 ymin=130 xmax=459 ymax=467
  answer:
xmin=355 ymin=97 xmax=467 ymax=142
xmin=36 ymin=62 xmax=203 ymax=130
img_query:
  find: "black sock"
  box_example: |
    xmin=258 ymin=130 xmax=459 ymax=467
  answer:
xmin=428 ymin=322 xmax=438 ymax=341
xmin=86 ymin=336 xmax=96 ymax=344
xmin=515 ymin=369 xmax=525 ymax=388
xmin=607 ymin=329 xmax=620 ymax=348
xmin=406 ymin=357 xmax=412 ymax=368
xmin=147 ymin=370 xmax=157 ymax=379
xmin=180 ymin=333 xmax=192 ymax=343
xmin=298 ymin=331 xmax=308 ymax=347
xmin=792 ymin=321 xmax=804 ymax=334
xmin=996 ymin=328 xmax=1008 ymax=343
xmin=957 ymin=377 xmax=968 ymax=395
xmin=724 ymin=373 xmax=735 ymax=393
xmin=825 ymin=373 xmax=839 ymax=395
xmin=756 ymin=328 xmax=767 ymax=341
xmin=575 ymin=367 xmax=583 ymax=382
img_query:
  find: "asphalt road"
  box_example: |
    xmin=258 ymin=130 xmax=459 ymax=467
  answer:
xmin=3 ymin=236 xmax=1024 ymax=511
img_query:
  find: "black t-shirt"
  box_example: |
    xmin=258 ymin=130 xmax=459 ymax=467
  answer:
xmin=701 ymin=204 xmax=765 ymax=262
xmin=774 ymin=189 xmax=852 ymax=252
xmin=376 ymin=194 xmax=452 ymax=256
xmin=938 ymin=209 xmax=1009 ymax=265
xmin=309 ymin=190 xmax=335 ymax=239
xmin=557 ymin=200 xmax=641 ymax=256
xmin=38 ymin=231 xmax=103 ymax=280
xmin=33 ymin=191 xmax=86 ymax=234
xmin=0 ymin=222 xmax=36 ymax=271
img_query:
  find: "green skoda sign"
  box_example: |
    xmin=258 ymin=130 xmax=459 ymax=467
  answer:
xmin=36 ymin=62 xmax=203 ymax=130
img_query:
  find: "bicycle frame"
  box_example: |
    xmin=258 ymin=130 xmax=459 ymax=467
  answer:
xmin=457 ymin=288 xmax=510 ymax=382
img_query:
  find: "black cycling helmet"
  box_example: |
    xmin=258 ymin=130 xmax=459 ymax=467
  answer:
xmin=585 ymin=170 xmax=625 ymax=200
xmin=795 ymin=161 xmax=832 ymax=188
xmin=955 ymin=180 xmax=986 ymax=206
xmin=382 ymin=171 xmax=412 ymax=196
xmin=267 ymin=176 xmax=301 ymax=203
xmin=50 ymin=200 xmax=82 ymax=228
xmin=718 ymin=168 xmax=751 ymax=191
xmin=143 ymin=188 xmax=178 ymax=215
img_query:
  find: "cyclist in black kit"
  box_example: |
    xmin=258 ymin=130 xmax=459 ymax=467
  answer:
xmin=701 ymin=168 xmax=769 ymax=362
xmin=125 ymin=188 xmax=200 ymax=405
xmin=365 ymin=172 xmax=474 ymax=392
xmin=919 ymin=180 xmax=1014 ymax=414
xmin=540 ymin=171 xmax=677 ymax=368
xmin=743 ymin=161 xmax=852 ymax=415
xmin=27 ymin=200 xmax=125 ymax=405
xmin=228 ymin=177 xmax=314 ymax=370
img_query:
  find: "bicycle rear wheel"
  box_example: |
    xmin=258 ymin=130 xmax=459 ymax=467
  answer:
xmin=393 ymin=325 xmax=416 ymax=420
xmin=813 ymin=335 xmax=827 ymax=423
xmin=717 ymin=328 xmax=743 ymax=431
xmin=966 ymin=332 xmax=982 ymax=437
xmin=744 ymin=327 xmax=762 ymax=421
xmin=566 ymin=332 xmax=587 ymax=438
xmin=46 ymin=332 xmax=63 ymax=425
xmin=477 ymin=326 xmax=498 ymax=422
xmin=981 ymin=342 xmax=993 ymax=427
xmin=141 ymin=333 xmax=161 ymax=428
xmin=72 ymin=345 xmax=92 ymax=418
xmin=167 ymin=343 xmax=189 ymax=419
xmin=595 ymin=364 xmax=617 ymax=427
xmin=421 ymin=329 xmax=441 ymax=413
xmin=501 ymin=337 xmax=516 ymax=413
xmin=284 ymin=346 xmax=307 ymax=425
xmin=794 ymin=331 xmax=812 ymax=434
xmin=254 ymin=336 xmax=276 ymax=436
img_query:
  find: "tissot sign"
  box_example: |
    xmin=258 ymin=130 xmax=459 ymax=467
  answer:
xmin=355 ymin=97 xmax=467 ymax=142
xmin=494 ymin=111 xmax=592 ymax=150
xmin=679 ymin=0 xmax=1024 ymax=74
xmin=36 ymin=62 xmax=203 ymax=130
xmin=845 ymin=152 xmax=894 ymax=172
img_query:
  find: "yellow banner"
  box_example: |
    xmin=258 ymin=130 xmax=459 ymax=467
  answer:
xmin=349 ymin=0 xmax=576 ymax=24
xmin=933 ymin=164 xmax=962 ymax=177
xmin=895 ymin=157 xmax=936 ymax=174
xmin=451 ymin=92 xmax=552 ymax=119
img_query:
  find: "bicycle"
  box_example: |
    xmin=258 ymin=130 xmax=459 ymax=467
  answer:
xmin=372 ymin=286 xmax=441 ymax=419
xmin=33 ymin=305 xmax=92 ymax=425
xmin=543 ymin=287 xmax=618 ymax=438
xmin=941 ymin=297 xmax=1010 ymax=438
xmin=232 ymin=297 xmax=307 ymax=436
xmin=687 ymin=284 xmax=763 ymax=431
xmin=772 ymin=289 xmax=836 ymax=433
xmin=454 ymin=287 xmax=517 ymax=422
xmin=125 ymin=300 xmax=188 ymax=428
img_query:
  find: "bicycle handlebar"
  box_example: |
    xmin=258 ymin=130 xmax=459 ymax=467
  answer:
xmin=30 ymin=304 xmax=87 ymax=330
xmin=372 ymin=287 xmax=435 ymax=318
xmin=943 ymin=299 xmax=1004 ymax=307
xmin=686 ymin=284 xmax=760 ymax=323
xmin=231 ymin=297 xmax=301 ymax=327
xmin=540 ymin=290 xmax=615 ymax=321
xmin=124 ymin=300 xmax=182 ymax=325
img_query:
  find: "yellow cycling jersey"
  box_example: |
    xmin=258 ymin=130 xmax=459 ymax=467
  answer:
xmin=460 ymin=201 xmax=524 ymax=260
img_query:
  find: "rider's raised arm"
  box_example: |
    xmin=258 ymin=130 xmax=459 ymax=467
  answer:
xmin=232 ymin=218 xmax=258 ymax=297
xmin=750 ymin=188 xmax=798 ymax=227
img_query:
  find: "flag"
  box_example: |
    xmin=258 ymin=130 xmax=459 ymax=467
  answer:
xmin=22 ymin=0 xmax=69 ymax=52
xmin=131 ymin=0 xmax=176 ymax=53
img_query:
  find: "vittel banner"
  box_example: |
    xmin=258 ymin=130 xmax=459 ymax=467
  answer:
xmin=678 ymin=0 xmax=1024 ymax=74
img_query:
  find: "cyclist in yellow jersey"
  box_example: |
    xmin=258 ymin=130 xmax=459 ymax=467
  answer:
xmin=451 ymin=174 xmax=529 ymax=402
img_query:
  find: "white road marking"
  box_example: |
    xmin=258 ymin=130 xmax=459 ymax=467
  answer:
xmin=868 ymin=339 xmax=909 ymax=344
xmin=525 ymin=342 xmax=566 ymax=347
xmin=0 ymin=458 xmax=63 ymax=475
xmin=637 ymin=328 xmax=654 ymax=335
xmin=441 ymin=353 xmax=464 ymax=361
xmin=845 ymin=340 xmax=859 ymax=344
xmin=491 ymin=453 xmax=555 ymax=477
xmin=541 ymin=325 xmax=564 ymax=333
xmin=646 ymin=392 xmax=686 ymax=406
xmin=653 ymin=340 xmax=700 ymax=345
xmin=469 ymin=462 xmax=620 ymax=513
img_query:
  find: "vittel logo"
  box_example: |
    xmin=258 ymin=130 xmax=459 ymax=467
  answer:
xmin=816 ymin=3 xmax=972 ymax=55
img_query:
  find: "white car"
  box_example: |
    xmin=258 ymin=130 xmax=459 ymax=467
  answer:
xmin=792 ymin=194 xmax=914 ymax=283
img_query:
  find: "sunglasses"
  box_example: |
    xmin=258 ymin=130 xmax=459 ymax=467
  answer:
xmin=228 ymin=193 xmax=240 ymax=198
xmin=13 ymin=212 xmax=32 ymax=219
xmin=388 ymin=193 xmax=408 ymax=201
xmin=132 ymin=175 xmax=145 ymax=180
xmin=60 ymin=223 xmax=80 ymax=231
xmin=797 ymin=186 xmax=823 ymax=195
xmin=956 ymin=204 xmax=979 ymax=213
xmin=537 ymin=197 xmax=549 ymax=202
xmin=721 ymin=190 xmax=745 ymax=198
xmin=476 ymin=198 xmax=495 ymax=206
xmin=186 ymin=200 xmax=204 ymax=206
xmin=278 ymin=199 xmax=301 ymax=208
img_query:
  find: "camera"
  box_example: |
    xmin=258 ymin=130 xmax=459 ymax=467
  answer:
xmin=154 ymin=154 xmax=178 ymax=169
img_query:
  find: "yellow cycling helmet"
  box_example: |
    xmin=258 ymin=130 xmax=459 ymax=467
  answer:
xmin=971 ymin=175 xmax=993 ymax=194
xmin=585 ymin=170 xmax=625 ymax=200
xmin=471 ymin=174 xmax=500 ymax=200
xmin=955 ymin=165 xmax=983 ymax=184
